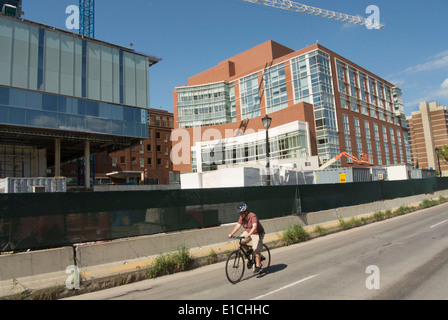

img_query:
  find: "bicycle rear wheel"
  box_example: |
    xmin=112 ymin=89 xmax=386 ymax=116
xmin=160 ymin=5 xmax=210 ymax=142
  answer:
xmin=260 ymin=244 xmax=271 ymax=272
xmin=225 ymin=250 xmax=245 ymax=284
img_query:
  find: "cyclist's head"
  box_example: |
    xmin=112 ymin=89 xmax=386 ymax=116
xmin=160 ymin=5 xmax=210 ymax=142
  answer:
xmin=237 ymin=203 xmax=248 ymax=215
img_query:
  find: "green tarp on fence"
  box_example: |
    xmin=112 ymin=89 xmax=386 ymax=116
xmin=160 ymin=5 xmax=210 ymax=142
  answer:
xmin=1 ymin=177 xmax=447 ymax=252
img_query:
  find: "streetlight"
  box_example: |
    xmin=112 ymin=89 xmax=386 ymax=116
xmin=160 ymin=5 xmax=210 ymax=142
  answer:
xmin=435 ymin=147 xmax=442 ymax=177
xmin=262 ymin=114 xmax=272 ymax=186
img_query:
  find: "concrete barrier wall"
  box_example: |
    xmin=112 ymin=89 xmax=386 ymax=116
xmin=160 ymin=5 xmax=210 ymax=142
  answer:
xmin=0 ymin=246 xmax=73 ymax=297
xmin=1 ymin=189 xmax=448 ymax=297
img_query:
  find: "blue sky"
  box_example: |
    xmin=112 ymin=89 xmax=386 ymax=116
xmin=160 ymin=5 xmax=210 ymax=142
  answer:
xmin=21 ymin=0 xmax=448 ymax=116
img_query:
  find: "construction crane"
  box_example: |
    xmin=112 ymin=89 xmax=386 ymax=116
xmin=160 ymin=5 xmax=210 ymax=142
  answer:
xmin=79 ymin=0 xmax=95 ymax=38
xmin=319 ymin=152 xmax=370 ymax=170
xmin=241 ymin=0 xmax=384 ymax=29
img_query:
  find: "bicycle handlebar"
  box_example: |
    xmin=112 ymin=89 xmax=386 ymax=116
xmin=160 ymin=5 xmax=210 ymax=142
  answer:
xmin=229 ymin=235 xmax=246 ymax=240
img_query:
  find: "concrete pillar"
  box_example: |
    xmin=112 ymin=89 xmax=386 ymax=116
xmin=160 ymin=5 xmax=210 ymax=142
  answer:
xmin=420 ymin=102 xmax=436 ymax=170
xmin=84 ymin=140 xmax=90 ymax=188
xmin=55 ymin=139 xmax=61 ymax=176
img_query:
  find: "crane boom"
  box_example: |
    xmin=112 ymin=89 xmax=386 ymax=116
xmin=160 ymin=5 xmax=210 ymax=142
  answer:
xmin=241 ymin=0 xmax=384 ymax=29
xmin=319 ymin=152 xmax=370 ymax=170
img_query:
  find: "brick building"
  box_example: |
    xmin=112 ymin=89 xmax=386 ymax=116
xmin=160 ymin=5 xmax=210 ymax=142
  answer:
xmin=172 ymin=40 xmax=411 ymax=173
xmin=407 ymin=101 xmax=448 ymax=176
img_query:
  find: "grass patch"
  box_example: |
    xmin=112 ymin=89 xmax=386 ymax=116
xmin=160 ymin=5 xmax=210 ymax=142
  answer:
xmin=373 ymin=210 xmax=386 ymax=221
xmin=146 ymin=246 xmax=192 ymax=279
xmin=281 ymin=224 xmax=309 ymax=245
xmin=313 ymin=225 xmax=327 ymax=236
xmin=419 ymin=199 xmax=439 ymax=209
xmin=339 ymin=217 xmax=365 ymax=229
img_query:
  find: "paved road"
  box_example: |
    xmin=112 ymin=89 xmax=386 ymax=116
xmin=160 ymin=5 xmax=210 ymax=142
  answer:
xmin=65 ymin=202 xmax=448 ymax=301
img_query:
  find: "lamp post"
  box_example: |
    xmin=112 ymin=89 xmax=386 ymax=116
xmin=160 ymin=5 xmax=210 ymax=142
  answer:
xmin=435 ymin=147 xmax=442 ymax=177
xmin=262 ymin=114 xmax=272 ymax=186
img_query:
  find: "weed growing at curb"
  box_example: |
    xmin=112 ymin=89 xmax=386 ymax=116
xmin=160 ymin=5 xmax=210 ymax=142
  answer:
xmin=314 ymin=225 xmax=327 ymax=236
xmin=281 ymin=223 xmax=310 ymax=245
xmin=146 ymin=245 xmax=192 ymax=279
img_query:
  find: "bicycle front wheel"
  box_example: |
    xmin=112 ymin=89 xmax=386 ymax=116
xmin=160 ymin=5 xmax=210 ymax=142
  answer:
xmin=225 ymin=250 xmax=245 ymax=284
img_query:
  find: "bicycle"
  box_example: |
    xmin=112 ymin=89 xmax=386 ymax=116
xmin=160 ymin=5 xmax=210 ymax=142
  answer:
xmin=225 ymin=236 xmax=271 ymax=284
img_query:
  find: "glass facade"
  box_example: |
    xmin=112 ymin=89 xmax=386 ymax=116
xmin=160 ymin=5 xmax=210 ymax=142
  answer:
xmin=264 ymin=63 xmax=288 ymax=113
xmin=176 ymin=82 xmax=236 ymax=128
xmin=0 ymin=15 xmax=152 ymax=138
xmin=194 ymin=122 xmax=310 ymax=172
xmin=0 ymin=86 xmax=148 ymax=137
xmin=239 ymin=73 xmax=261 ymax=120
xmin=291 ymin=50 xmax=338 ymax=163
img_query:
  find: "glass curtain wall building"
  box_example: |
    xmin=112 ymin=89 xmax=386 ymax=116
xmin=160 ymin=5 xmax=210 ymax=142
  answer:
xmin=0 ymin=15 xmax=161 ymax=181
xmin=173 ymin=40 xmax=410 ymax=172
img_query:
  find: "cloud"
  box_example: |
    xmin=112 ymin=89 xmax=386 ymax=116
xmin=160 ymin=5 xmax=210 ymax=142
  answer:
xmin=404 ymin=50 xmax=448 ymax=74
xmin=435 ymin=78 xmax=448 ymax=98
xmin=404 ymin=78 xmax=448 ymax=109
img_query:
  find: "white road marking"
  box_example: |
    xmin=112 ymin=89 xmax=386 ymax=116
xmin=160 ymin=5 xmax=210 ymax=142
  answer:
xmin=430 ymin=219 xmax=448 ymax=228
xmin=251 ymin=274 xmax=318 ymax=300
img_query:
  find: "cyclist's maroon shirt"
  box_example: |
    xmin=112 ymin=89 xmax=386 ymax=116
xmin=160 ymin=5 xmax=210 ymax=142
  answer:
xmin=238 ymin=212 xmax=265 ymax=234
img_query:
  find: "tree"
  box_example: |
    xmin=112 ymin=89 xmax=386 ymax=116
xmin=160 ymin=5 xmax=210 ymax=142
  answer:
xmin=436 ymin=145 xmax=448 ymax=164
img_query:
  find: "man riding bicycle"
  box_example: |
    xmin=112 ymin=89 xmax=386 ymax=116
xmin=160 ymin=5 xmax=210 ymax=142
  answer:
xmin=228 ymin=203 xmax=265 ymax=273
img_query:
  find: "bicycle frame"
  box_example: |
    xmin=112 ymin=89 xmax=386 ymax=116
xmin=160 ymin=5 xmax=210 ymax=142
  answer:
xmin=232 ymin=236 xmax=255 ymax=267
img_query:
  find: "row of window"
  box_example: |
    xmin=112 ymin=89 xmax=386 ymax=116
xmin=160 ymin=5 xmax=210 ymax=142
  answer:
xmin=337 ymin=60 xmax=397 ymax=115
xmin=110 ymin=156 xmax=170 ymax=168
xmin=342 ymin=114 xmax=410 ymax=166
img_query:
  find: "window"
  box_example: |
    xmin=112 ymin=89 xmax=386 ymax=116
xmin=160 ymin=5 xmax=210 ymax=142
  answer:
xmin=342 ymin=114 xmax=352 ymax=163
xmin=239 ymin=73 xmax=261 ymax=119
xmin=382 ymin=125 xmax=390 ymax=165
xmin=374 ymin=124 xmax=382 ymax=165
xmin=264 ymin=63 xmax=288 ymax=113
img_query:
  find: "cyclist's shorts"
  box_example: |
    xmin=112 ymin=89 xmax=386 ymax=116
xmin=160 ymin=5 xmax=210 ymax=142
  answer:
xmin=241 ymin=231 xmax=265 ymax=252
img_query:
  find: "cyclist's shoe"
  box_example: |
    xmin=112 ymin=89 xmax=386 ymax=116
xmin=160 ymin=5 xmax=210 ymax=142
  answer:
xmin=254 ymin=266 xmax=262 ymax=274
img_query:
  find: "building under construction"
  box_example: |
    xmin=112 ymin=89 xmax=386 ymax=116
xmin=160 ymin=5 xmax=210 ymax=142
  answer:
xmin=0 ymin=12 xmax=161 ymax=187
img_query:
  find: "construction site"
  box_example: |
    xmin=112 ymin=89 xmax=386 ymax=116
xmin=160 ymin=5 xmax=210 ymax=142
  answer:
xmin=0 ymin=0 xmax=447 ymax=300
